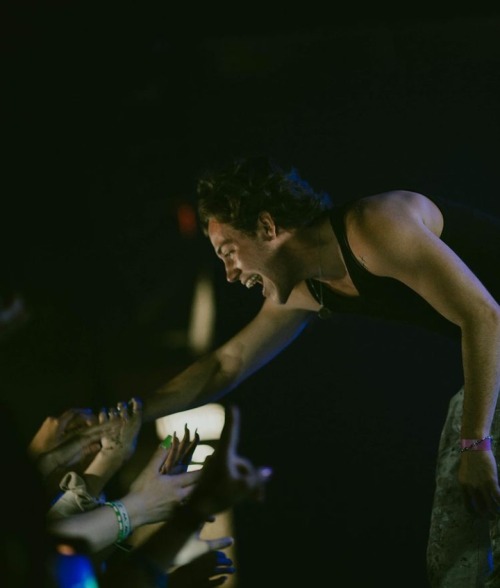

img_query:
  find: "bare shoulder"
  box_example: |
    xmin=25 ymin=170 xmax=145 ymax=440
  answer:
xmin=344 ymin=191 xmax=446 ymax=275
xmin=349 ymin=190 xmax=444 ymax=237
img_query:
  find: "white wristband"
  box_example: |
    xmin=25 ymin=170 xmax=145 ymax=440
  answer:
xmin=105 ymin=500 xmax=132 ymax=543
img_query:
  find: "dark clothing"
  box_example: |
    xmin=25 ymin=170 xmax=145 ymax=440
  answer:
xmin=306 ymin=196 xmax=500 ymax=340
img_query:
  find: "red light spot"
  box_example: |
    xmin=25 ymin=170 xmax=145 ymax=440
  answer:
xmin=177 ymin=203 xmax=197 ymax=237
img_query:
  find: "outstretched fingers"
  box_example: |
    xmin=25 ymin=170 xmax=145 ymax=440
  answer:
xmin=219 ymin=405 xmax=239 ymax=458
xmin=169 ymin=549 xmax=235 ymax=587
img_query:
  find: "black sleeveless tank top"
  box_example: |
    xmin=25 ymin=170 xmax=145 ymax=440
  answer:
xmin=306 ymin=196 xmax=500 ymax=341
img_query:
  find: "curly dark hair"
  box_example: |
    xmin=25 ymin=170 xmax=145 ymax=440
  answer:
xmin=196 ymin=156 xmax=332 ymax=235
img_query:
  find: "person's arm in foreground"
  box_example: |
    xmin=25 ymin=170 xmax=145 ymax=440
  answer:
xmin=47 ymin=426 xmax=202 ymax=554
xmin=101 ymin=404 xmax=272 ymax=587
xmin=82 ymin=398 xmax=143 ymax=497
xmin=168 ymin=549 xmax=235 ymax=588
xmin=29 ymin=409 xmax=115 ymax=498
xmin=142 ymin=300 xmax=312 ymax=422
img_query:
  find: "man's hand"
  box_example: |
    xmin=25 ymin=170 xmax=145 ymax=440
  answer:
xmin=459 ymin=450 xmax=500 ymax=518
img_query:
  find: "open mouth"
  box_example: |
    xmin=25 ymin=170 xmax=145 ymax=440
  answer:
xmin=244 ymin=274 xmax=261 ymax=289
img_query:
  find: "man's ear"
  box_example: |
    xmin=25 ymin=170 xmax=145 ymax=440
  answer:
xmin=257 ymin=212 xmax=277 ymax=239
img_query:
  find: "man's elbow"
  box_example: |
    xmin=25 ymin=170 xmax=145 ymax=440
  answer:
xmin=469 ymin=300 xmax=500 ymax=335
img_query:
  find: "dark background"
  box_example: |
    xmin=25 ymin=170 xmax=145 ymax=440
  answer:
xmin=2 ymin=3 xmax=500 ymax=586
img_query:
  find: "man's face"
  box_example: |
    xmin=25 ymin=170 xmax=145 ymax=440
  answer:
xmin=207 ymin=216 xmax=294 ymax=304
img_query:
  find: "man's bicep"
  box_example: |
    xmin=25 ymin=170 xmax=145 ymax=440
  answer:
xmin=378 ymin=222 xmax=497 ymax=325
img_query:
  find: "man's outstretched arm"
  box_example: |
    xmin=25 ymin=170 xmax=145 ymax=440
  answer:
xmin=142 ymin=301 xmax=313 ymax=422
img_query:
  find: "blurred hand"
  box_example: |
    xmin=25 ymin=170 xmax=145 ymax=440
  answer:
xmin=160 ymin=423 xmax=200 ymax=475
xmin=29 ymin=407 xmax=98 ymax=457
xmin=187 ymin=405 xmax=272 ymax=518
xmin=169 ymin=549 xmax=235 ymax=588
xmin=97 ymin=397 xmax=143 ymax=463
xmin=173 ymin=531 xmax=233 ymax=567
xmin=34 ymin=420 xmax=113 ymax=479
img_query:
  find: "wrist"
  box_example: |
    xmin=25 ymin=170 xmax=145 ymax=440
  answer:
xmin=460 ymin=435 xmax=493 ymax=453
xmin=36 ymin=451 xmax=62 ymax=477
xmin=85 ymin=452 xmax=123 ymax=483
xmin=104 ymin=500 xmax=133 ymax=543
xmin=90 ymin=449 xmax=126 ymax=469
xmin=119 ymin=494 xmax=147 ymax=528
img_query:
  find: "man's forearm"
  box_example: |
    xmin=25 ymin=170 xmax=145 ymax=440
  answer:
xmin=460 ymin=320 xmax=500 ymax=438
xmin=142 ymin=351 xmax=238 ymax=423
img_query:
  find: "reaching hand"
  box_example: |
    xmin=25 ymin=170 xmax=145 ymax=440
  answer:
xmin=34 ymin=420 xmax=114 ymax=479
xmin=98 ymin=397 xmax=143 ymax=464
xmin=160 ymin=424 xmax=200 ymax=475
xmin=169 ymin=549 xmax=235 ymax=588
xmin=127 ymin=442 xmax=202 ymax=526
xmin=187 ymin=405 xmax=272 ymax=518
xmin=28 ymin=407 xmax=98 ymax=457
xmin=173 ymin=529 xmax=233 ymax=567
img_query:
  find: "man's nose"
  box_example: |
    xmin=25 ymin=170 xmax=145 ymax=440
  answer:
xmin=225 ymin=263 xmax=240 ymax=283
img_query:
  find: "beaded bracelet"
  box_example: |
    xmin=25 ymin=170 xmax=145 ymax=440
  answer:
xmin=460 ymin=435 xmax=493 ymax=453
xmin=104 ymin=500 xmax=132 ymax=543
